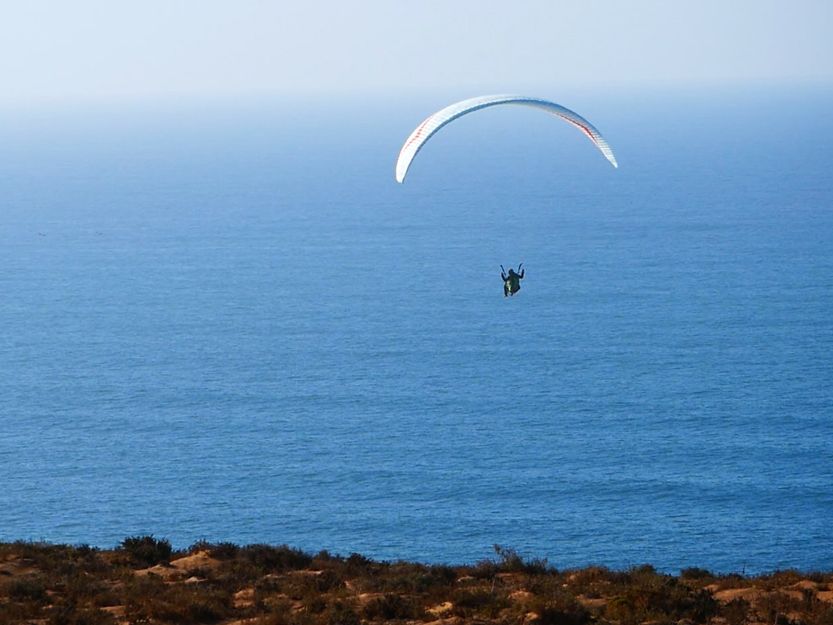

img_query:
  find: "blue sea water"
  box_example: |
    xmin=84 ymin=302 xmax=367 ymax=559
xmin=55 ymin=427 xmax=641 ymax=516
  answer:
xmin=1 ymin=86 xmax=831 ymax=574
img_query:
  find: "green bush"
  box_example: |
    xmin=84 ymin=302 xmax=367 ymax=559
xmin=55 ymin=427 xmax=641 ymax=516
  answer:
xmin=681 ymin=567 xmax=715 ymax=581
xmin=117 ymin=535 xmax=173 ymax=568
xmin=238 ymin=544 xmax=313 ymax=575
xmin=493 ymin=544 xmax=550 ymax=575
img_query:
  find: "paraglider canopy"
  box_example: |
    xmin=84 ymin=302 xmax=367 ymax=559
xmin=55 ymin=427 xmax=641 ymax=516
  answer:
xmin=395 ymin=94 xmax=617 ymax=183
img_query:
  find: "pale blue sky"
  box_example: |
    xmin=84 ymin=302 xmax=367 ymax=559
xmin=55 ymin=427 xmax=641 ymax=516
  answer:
xmin=2 ymin=0 xmax=832 ymax=103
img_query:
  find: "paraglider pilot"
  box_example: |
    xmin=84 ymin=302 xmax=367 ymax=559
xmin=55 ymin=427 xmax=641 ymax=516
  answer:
xmin=501 ymin=264 xmax=524 ymax=297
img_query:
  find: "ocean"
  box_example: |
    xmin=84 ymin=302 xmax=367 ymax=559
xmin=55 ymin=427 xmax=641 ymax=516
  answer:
xmin=1 ymin=86 xmax=831 ymax=574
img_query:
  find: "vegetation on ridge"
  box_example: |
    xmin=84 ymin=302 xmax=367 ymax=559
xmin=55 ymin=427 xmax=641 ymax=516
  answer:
xmin=1 ymin=538 xmax=832 ymax=625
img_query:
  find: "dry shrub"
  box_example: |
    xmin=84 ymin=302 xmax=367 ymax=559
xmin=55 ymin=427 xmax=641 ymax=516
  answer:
xmin=362 ymin=593 xmax=424 ymax=621
xmin=524 ymin=593 xmax=593 ymax=625
xmin=48 ymin=601 xmax=116 ymax=625
xmin=722 ymin=598 xmax=750 ymax=625
xmin=6 ymin=576 xmax=48 ymax=603
xmin=605 ymin=582 xmax=718 ymax=625
xmin=450 ymin=587 xmax=511 ymax=619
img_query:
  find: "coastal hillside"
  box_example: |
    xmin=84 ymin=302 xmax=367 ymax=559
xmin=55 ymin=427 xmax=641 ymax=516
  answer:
xmin=2 ymin=539 xmax=832 ymax=625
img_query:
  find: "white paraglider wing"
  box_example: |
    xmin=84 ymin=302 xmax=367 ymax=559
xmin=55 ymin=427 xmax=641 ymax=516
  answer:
xmin=395 ymin=94 xmax=617 ymax=183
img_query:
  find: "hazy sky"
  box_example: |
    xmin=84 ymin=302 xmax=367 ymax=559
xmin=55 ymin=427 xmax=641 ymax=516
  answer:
xmin=3 ymin=0 xmax=833 ymax=103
